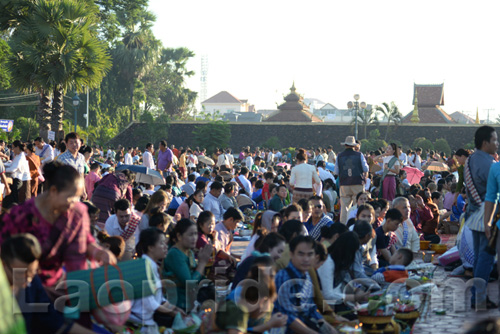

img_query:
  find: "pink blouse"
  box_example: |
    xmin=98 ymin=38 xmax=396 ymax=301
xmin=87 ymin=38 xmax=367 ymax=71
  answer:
xmin=0 ymin=199 xmax=95 ymax=287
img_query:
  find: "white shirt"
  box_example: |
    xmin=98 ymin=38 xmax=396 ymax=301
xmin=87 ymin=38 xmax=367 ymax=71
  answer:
xmin=104 ymin=214 xmax=137 ymax=257
xmin=290 ymin=163 xmax=320 ymax=188
xmin=383 ymin=156 xmax=400 ymax=176
xmin=203 ymin=192 xmax=223 ymax=221
xmin=189 ymin=202 xmax=203 ymax=219
xmin=35 ymin=144 xmax=54 ymax=166
xmin=393 ymin=219 xmax=420 ymax=252
xmin=6 ymin=152 xmax=31 ymax=181
xmin=318 ymin=167 xmax=334 ymax=182
xmin=216 ymin=154 xmax=229 ymax=168
xmin=130 ymin=255 xmax=166 ymax=326
xmin=412 ymin=155 xmax=422 ymax=170
xmin=107 ymin=149 xmax=113 ymax=159
xmin=237 ymin=175 xmax=252 ymax=198
xmin=142 ymin=151 xmax=155 ymax=169
xmin=245 ymin=156 xmax=254 ymax=168
xmin=399 ymin=152 xmax=408 ymax=166
xmin=317 ymin=255 xmax=347 ymax=305
xmin=124 ymin=153 xmax=133 ymax=165
xmin=267 ymin=152 xmax=275 ymax=163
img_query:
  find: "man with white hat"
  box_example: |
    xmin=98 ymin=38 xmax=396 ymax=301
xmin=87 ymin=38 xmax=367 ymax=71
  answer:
xmin=334 ymin=136 xmax=369 ymax=224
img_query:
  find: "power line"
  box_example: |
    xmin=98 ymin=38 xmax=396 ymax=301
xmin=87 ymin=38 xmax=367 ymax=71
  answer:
xmin=0 ymin=101 xmax=39 ymax=107
xmin=0 ymin=93 xmax=38 ymax=101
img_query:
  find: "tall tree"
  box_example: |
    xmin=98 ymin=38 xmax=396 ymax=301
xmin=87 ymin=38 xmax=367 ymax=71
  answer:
xmin=351 ymin=106 xmax=379 ymax=139
xmin=8 ymin=0 xmax=112 ymax=140
xmin=143 ymin=47 xmax=197 ymax=118
xmin=375 ymin=102 xmax=403 ymax=141
xmin=0 ymin=38 xmax=11 ymax=90
xmin=113 ymin=12 xmax=160 ymax=122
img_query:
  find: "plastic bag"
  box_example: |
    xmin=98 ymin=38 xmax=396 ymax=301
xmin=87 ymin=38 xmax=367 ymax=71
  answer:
xmin=171 ymin=313 xmax=202 ymax=334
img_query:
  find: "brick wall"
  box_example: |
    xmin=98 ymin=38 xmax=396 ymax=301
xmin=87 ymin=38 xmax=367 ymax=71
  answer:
xmin=109 ymin=122 xmax=479 ymax=152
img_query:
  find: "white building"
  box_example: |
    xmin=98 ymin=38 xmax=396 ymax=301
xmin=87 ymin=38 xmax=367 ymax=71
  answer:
xmin=201 ymin=91 xmax=253 ymax=115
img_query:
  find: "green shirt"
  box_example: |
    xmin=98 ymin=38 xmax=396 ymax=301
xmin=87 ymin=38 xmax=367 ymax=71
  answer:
xmin=163 ymin=247 xmax=203 ymax=310
xmin=268 ymin=194 xmax=285 ymax=212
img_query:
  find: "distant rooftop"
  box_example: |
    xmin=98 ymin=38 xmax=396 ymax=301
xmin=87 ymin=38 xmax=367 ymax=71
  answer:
xmin=202 ymin=91 xmax=242 ymax=104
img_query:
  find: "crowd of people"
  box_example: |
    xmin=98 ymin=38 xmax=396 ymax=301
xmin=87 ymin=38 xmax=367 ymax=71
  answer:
xmin=0 ymin=126 xmax=499 ymax=333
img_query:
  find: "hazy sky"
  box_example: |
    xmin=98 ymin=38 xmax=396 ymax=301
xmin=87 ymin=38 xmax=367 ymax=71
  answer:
xmin=149 ymin=0 xmax=500 ymax=120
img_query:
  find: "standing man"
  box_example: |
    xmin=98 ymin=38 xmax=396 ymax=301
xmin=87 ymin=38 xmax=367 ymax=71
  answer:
xmin=142 ymin=143 xmax=155 ymax=170
xmin=157 ymin=140 xmax=173 ymax=177
xmin=411 ymin=148 xmax=422 ymax=170
xmin=57 ymin=132 xmax=86 ymax=175
xmin=124 ymin=147 xmax=133 ymax=165
xmin=244 ymin=149 xmax=254 ymax=170
xmin=34 ymin=137 xmax=55 ymax=167
xmin=466 ymin=126 xmax=498 ymax=309
xmin=334 ymin=136 xmax=369 ymax=224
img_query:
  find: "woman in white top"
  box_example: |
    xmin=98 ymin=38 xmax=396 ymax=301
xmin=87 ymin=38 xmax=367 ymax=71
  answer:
xmin=130 ymin=228 xmax=185 ymax=332
xmin=4 ymin=140 xmax=31 ymax=205
xmin=374 ymin=143 xmax=400 ymax=201
xmin=317 ymin=231 xmax=369 ymax=309
xmin=290 ymin=148 xmax=320 ymax=203
xmin=189 ymin=189 xmax=204 ymax=221
xmin=241 ymin=210 xmax=280 ymax=261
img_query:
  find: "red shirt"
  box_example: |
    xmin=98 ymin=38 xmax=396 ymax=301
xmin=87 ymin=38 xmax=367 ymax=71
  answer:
xmin=0 ymin=199 xmax=95 ymax=287
xmin=262 ymin=183 xmax=271 ymax=201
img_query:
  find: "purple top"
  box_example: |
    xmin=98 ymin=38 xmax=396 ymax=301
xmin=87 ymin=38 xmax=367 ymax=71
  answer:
xmin=158 ymin=148 xmax=173 ymax=172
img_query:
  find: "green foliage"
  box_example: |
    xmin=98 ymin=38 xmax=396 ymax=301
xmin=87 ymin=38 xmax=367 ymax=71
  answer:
xmin=193 ymin=120 xmax=231 ymax=155
xmin=0 ymin=38 xmax=11 ymax=90
xmin=375 ymin=102 xmax=402 ymax=141
xmin=134 ymin=111 xmax=170 ymax=148
xmin=0 ymin=128 xmax=21 ymax=142
xmin=434 ymin=138 xmax=451 ymax=156
xmin=262 ymin=136 xmax=280 ymax=149
xmin=412 ymin=137 xmax=434 ymax=152
xmin=360 ymin=129 xmax=387 ymax=152
xmin=464 ymin=141 xmax=475 ymax=150
xmin=15 ymin=117 xmax=38 ymax=141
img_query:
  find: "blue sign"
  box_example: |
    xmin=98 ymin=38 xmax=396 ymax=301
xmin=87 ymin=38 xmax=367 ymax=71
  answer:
xmin=0 ymin=120 xmax=14 ymax=133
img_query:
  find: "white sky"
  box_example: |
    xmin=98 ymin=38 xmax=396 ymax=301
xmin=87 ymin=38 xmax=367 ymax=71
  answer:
xmin=149 ymin=0 xmax=500 ymax=120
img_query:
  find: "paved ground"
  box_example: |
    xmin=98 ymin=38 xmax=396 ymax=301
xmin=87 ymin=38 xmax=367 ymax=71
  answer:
xmin=232 ymin=240 xmax=500 ymax=334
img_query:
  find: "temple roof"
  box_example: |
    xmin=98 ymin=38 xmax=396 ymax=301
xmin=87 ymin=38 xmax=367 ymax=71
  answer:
xmin=264 ymin=83 xmax=323 ymax=122
xmin=413 ymin=83 xmax=444 ymax=107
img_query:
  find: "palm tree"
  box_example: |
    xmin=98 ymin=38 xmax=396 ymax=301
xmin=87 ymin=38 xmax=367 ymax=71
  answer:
xmin=8 ymin=0 xmax=111 ymax=140
xmin=351 ymin=106 xmax=379 ymax=139
xmin=113 ymin=14 xmax=160 ymax=122
xmin=375 ymin=102 xmax=403 ymax=141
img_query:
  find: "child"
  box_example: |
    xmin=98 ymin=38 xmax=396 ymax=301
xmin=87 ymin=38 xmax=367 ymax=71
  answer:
xmin=375 ymin=208 xmax=404 ymax=267
xmin=371 ymin=248 xmax=414 ymax=284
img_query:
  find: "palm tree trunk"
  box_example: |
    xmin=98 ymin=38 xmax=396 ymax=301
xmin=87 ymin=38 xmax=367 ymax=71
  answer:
xmin=129 ymin=81 xmax=135 ymax=123
xmin=385 ymin=120 xmax=390 ymax=141
xmin=51 ymin=87 xmax=65 ymax=141
xmin=38 ymin=90 xmax=52 ymax=141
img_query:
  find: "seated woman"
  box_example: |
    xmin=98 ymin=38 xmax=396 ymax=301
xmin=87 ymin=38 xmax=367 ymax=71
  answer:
xmin=320 ymin=222 xmax=348 ymax=249
xmin=163 ymin=219 xmax=213 ymax=311
xmin=97 ymin=231 xmax=126 ymax=261
xmin=241 ymin=211 xmax=280 ymax=261
xmin=130 ymin=228 xmax=185 ymax=330
xmin=149 ymin=211 xmax=174 ymax=235
xmin=215 ymin=257 xmax=287 ymax=334
xmin=418 ymin=189 xmax=441 ymax=244
xmin=189 ymin=190 xmax=205 ymax=221
xmin=138 ymin=190 xmax=171 ymax=234
xmin=317 ymin=232 xmax=369 ymax=318
xmin=282 ymin=203 xmax=303 ymax=223
xmin=346 ymin=191 xmax=370 ymax=221
xmin=274 ymin=220 xmax=308 ymax=271
xmin=1 ymin=234 xmax=95 ymax=334
xmin=232 ymin=232 xmax=286 ymax=290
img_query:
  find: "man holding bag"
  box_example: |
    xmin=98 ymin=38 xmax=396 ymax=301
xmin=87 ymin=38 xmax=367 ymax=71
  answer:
xmin=465 ymin=125 xmax=498 ymax=310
